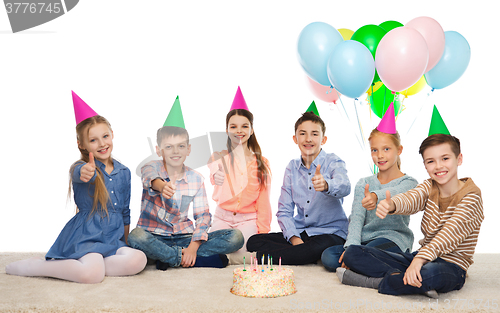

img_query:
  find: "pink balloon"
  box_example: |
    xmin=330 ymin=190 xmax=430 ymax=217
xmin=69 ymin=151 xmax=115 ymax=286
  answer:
xmin=406 ymin=16 xmax=445 ymax=73
xmin=375 ymin=27 xmax=429 ymax=92
xmin=306 ymin=76 xmax=340 ymax=103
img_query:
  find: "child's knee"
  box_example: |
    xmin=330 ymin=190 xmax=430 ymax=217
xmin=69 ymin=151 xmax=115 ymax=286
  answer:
xmin=128 ymin=228 xmax=149 ymax=247
xmin=229 ymin=229 xmax=245 ymax=250
xmin=342 ymin=245 xmax=363 ymax=266
xmin=77 ymin=266 xmax=105 ymax=284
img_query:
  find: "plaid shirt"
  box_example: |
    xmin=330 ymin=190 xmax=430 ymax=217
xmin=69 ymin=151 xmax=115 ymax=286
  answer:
xmin=137 ymin=160 xmax=211 ymax=242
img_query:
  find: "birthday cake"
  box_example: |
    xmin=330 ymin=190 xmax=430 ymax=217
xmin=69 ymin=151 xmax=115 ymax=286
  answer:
xmin=230 ymin=266 xmax=297 ymax=298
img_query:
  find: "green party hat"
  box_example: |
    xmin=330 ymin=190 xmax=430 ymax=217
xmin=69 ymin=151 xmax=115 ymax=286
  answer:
xmin=428 ymin=105 xmax=450 ymax=136
xmin=163 ymin=96 xmax=185 ymax=128
xmin=306 ymin=100 xmax=319 ymax=116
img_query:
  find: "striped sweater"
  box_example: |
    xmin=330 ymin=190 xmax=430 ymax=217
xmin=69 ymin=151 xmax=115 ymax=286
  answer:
xmin=391 ymin=178 xmax=483 ymax=271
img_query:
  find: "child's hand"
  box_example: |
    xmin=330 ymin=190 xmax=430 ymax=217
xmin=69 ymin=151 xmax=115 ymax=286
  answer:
xmin=361 ymin=184 xmax=378 ymax=210
xmin=403 ymin=257 xmax=428 ymax=287
xmin=375 ymin=190 xmax=395 ymax=219
xmin=80 ymin=152 xmax=96 ymax=182
xmin=311 ymin=165 xmax=328 ymax=192
xmin=181 ymin=241 xmax=201 ymax=267
xmin=213 ymin=163 xmax=225 ymax=186
xmin=290 ymin=236 xmax=304 ymax=246
xmin=161 ymin=181 xmax=176 ymax=199
xmin=338 ymin=250 xmax=349 ymax=269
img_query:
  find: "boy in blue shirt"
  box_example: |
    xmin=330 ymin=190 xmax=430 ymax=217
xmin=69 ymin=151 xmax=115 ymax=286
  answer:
xmin=247 ymin=108 xmax=350 ymax=264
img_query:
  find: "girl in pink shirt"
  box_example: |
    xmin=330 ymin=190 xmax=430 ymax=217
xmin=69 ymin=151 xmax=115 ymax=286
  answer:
xmin=208 ymin=87 xmax=271 ymax=264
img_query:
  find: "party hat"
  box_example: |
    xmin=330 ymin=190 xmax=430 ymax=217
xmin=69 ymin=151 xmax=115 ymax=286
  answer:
xmin=428 ymin=105 xmax=450 ymax=136
xmin=72 ymin=91 xmax=98 ymax=125
xmin=163 ymin=96 xmax=185 ymax=128
xmin=306 ymin=100 xmax=320 ymax=116
xmin=229 ymin=86 xmax=249 ymax=111
xmin=376 ymin=102 xmax=396 ymax=134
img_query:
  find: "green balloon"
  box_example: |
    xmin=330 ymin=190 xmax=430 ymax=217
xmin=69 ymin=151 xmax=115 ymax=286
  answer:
xmin=369 ymin=84 xmax=402 ymax=119
xmin=351 ymin=24 xmax=387 ymax=83
xmin=379 ymin=20 xmax=404 ymax=32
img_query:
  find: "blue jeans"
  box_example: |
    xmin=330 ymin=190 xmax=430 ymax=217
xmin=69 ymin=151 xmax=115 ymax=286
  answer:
xmin=128 ymin=227 xmax=244 ymax=267
xmin=321 ymin=238 xmax=404 ymax=272
xmin=343 ymin=245 xmax=466 ymax=296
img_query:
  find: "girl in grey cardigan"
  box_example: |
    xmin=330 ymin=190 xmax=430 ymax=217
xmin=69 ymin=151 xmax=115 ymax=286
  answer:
xmin=322 ymin=127 xmax=417 ymax=272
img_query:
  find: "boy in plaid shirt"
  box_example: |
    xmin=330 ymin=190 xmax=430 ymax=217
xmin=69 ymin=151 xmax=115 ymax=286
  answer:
xmin=128 ymin=98 xmax=243 ymax=270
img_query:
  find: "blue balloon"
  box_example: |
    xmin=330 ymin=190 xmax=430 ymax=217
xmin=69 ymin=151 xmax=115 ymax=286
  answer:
xmin=327 ymin=40 xmax=375 ymax=99
xmin=297 ymin=22 xmax=343 ymax=86
xmin=424 ymin=31 xmax=471 ymax=90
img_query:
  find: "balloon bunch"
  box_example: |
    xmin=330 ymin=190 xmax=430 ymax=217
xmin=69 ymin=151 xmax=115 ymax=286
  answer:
xmin=298 ymin=16 xmax=471 ymax=106
xmin=297 ymin=17 xmax=471 ymax=173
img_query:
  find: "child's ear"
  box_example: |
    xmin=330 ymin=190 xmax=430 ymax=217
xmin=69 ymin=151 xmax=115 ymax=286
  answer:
xmin=398 ymin=145 xmax=403 ymax=155
xmin=187 ymin=144 xmax=192 ymax=156
xmin=457 ymin=153 xmax=463 ymax=166
xmin=293 ymin=135 xmax=298 ymax=145
xmin=156 ymin=146 xmax=162 ymax=157
xmin=321 ymin=136 xmax=328 ymax=145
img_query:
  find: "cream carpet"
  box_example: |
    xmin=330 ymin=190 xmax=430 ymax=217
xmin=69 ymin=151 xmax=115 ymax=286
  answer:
xmin=1 ymin=253 xmax=499 ymax=313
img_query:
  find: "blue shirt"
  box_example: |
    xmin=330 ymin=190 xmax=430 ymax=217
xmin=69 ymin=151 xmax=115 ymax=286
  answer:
xmin=72 ymin=159 xmax=131 ymax=225
xmin=277 ymin=149 xmax=350 ymax=241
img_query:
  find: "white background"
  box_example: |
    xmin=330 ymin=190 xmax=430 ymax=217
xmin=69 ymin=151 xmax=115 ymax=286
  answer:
xmin=0 ymin=0 xmax=498 ymax=253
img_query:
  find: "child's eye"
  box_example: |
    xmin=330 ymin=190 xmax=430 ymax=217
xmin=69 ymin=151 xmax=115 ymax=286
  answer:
xmin=384 ymin=148 xmax=390 ymax=151
xmin=90 ymin=139 xmax=95 ymax=143
xmin=371 ymin=149 xmax=377 ymax=153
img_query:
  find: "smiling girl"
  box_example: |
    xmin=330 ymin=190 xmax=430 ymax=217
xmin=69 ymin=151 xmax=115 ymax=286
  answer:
xmin=5 ymin=92 xmax=146 ymax=283
xmin=322 ymin=105 xmax=418 ymax=272
xmin=208 ymin=87 xmax=271 ymax=264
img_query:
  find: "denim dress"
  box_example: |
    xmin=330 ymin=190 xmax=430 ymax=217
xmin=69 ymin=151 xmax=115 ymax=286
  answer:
xmin=45 ymin=159 xmax=131 ymax=260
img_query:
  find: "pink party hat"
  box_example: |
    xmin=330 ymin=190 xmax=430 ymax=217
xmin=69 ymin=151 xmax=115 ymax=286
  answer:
xmin=72 ymin=91 xmax=98 ymax=125
xmin=376 ymin=102 xmax=397 ymax=134
xmin=229 ymin=86 xmax=249 ymax=111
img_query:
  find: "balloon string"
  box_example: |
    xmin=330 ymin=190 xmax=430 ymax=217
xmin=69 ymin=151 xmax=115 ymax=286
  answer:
xmin=383 ymin=86 xmax=387 ymax=115
xmin=353 ymin=98 xmax=366 ymax=148
xmin=405 ymin=89 xmax=434 ymax=136
xmin=336 ymin=88 xmax=372 ymax=174
xmin=354 ymin=98 xmax=373 ymax=174
xmin=395 ymin=94 xmax=405 ymax=122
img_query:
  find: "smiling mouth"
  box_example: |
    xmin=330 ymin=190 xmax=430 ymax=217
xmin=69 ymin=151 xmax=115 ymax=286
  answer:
xmin=435 ymin=171 xmax=447 ymax=177
xmin=97 ymin=147 xmax=109 ymax=154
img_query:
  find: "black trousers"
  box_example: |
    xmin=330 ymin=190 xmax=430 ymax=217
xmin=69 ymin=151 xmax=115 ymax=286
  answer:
xmin=246 ymin=231 xmax=345 ymax=265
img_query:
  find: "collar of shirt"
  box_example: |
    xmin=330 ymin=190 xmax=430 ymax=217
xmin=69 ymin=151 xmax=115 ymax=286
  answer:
xmin=294 ymin=149 xmax=326 ymax=171
xmin=95 ymin=158 xmax=127 ymax=176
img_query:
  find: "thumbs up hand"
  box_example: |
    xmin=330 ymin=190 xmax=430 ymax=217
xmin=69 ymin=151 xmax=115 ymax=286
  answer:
xmin=162 ymin=180 xmax=176 ymax=199
xmin=80 ymin=152 xmax=96 ymax=183
xmin=311 ymin=164 xmax=328 ymax=192
xmin=361 ymin=184 xmax=378 ymax=210
xmin=376 ymin=190 xmax=395 ymax=219
xmin=213 ymin=163 xmax=225 ymax=186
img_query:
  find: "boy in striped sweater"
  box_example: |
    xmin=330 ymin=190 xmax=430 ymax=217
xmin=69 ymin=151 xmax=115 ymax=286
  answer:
xmin=337 ymin=133 xmax=483 ymax=297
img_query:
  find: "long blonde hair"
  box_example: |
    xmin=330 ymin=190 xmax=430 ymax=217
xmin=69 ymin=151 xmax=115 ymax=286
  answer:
xmin=368 ymin=128 xmax=402 ymax=169
xmin=69 ymin=115 xmax=112 ymax=216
